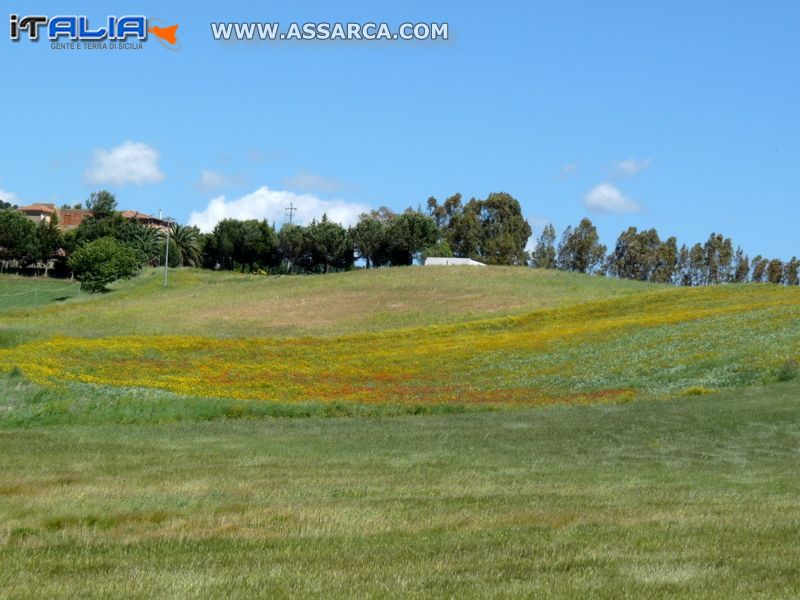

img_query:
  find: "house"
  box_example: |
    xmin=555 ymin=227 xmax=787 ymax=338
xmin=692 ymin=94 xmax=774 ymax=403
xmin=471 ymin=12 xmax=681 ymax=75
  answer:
xmin=18 ymin=203 xmax=93 ymax=231
xmin=424 ymin=257 xmax=486 ymax=266
xmin=15 ymin=205 xmax=168 ymax=232
xmin=120 ymin=211 xmax=170 ymax=232
xmin=58 ymin=209 xmax=93 ymax=231
xmin=18 ymin=203 xmax=58 ymax=225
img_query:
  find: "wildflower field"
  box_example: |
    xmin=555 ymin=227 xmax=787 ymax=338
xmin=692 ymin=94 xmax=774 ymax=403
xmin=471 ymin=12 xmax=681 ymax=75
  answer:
xmin=1 ymin=271 xmax=798 ymax=411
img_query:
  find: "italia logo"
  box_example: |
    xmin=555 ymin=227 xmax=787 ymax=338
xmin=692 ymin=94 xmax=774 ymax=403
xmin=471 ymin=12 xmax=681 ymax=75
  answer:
xmin=9 ymin=14 xmax=180 ymax=50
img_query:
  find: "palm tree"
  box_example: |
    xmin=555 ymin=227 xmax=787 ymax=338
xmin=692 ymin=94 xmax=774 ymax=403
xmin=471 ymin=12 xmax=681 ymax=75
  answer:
xmin=132 ymin=225 xmax=161 ymax=266
xmin=169 ymin=224 xmax=202 ymax=267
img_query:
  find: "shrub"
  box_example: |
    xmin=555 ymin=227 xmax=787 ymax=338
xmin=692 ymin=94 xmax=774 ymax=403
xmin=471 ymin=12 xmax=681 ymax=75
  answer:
xmin=68 ymin=237 xmax=140 ymax=292
xmin=776 ymin=359 xmax=799 ymax=382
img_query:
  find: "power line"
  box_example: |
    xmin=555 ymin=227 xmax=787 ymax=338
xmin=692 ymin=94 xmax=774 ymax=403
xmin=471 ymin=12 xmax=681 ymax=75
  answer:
xmin=0 ymin=282 xmax=81 ymax=298
xmin=3 ymin=284 xmax=75 ymax=298
xmin=285 ymin=202 xmax=297 ymax=225
xmin=0 ymin=268 xmax=137 ymax=299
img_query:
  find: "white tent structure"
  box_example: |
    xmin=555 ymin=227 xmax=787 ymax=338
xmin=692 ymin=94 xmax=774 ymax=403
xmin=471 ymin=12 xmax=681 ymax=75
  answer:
xmin=424 ymin=257 xmax=486 ymax=266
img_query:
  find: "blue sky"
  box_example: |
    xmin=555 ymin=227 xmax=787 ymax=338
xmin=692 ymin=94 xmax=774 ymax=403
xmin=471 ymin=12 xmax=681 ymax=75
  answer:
xmin=3 ymin=1 xmax=799 ymax=258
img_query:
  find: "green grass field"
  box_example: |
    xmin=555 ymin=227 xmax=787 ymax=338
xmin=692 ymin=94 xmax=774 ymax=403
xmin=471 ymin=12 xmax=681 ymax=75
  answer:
xmin=2 ymin=381 xmax=799 ymax=598
xmin=1 ymin=267 xmax=798 ymax=597
xmin=0 ymin=276 xmax=81 ymax=314
xmin=0 ymin=267 xmax=653 ymax=339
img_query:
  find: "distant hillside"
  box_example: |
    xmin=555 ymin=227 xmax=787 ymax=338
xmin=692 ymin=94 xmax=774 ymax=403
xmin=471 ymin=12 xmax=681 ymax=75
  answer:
xmin=0 ymin=266 xmax=654 ymax=339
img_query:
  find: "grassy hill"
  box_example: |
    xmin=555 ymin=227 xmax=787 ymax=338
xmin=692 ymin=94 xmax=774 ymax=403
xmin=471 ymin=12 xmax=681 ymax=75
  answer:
xmin=0 ymin=275 xmax=81 ymax=313
xmin=1 ymin=267 xmax=799 ymax=596
xmin=1 ymin=266 xmax=653 ymax=338
xmin=0 ymin=267 xmax=798 ymax=415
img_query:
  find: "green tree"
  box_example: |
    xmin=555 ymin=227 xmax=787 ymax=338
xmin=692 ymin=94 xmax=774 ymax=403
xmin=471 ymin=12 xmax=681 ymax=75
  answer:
xmin=556 ymin=218 xmax=606 ymax=273
xmin=651 ymin=236 xmax=678 ymax=283
xmin=205 ymin=220 xmax=237 ymax=270
xmin=719 ymin=237 xmax=734 ymax=282
xmin=689 ymin=243 xmax=705 ymax=286
xmin=751 ymin=255 xmax=769 ymax=282
xmin=169 ymin=224 xmax=203 ymax=267
xmin=531 ymin=224 xmax=557 ymax=269
xmin=428 ymin=194 xmax=480 ymax=259
xmin=85 ymin=190 xmax=117 ymax=219
xmin=446 ymin=207 xmax=482 ymax=259
xmin=131 ymin=225 xmax=162 ymax=266
xmin=427 ymin=193 xmax=463 ymax=230
xmin=422 ymin=239 xmax=454 ymax=261
xmin=0 ymin=208 xmax=37 ymax=268
xmin=474 ymin=192 xmax=532 ymax=265
xmin=74 ymin=190 xmax=142 ymax=248
xmin=205 ymin=219 xmax=277 ymax=272
xmin=675 ymin=244 xmax=692 ymax=286
xmin=428 ymin=192 xmax=530 ymax=265
xmin=277 ymin=224 xmax=308 ymax=273
xmin=606 ymin=228 xmax=676 ymax=283
xmin=34 ymin=213 xmax=64 ymax=276
xmin=607 ymin=227 xmax=663 ymax=281
xmin=306 ymin=215 xmax=353 ymax=273
xmin=766 ymin=259 xmax=784 ymax=284
xmin=702 ymin=233 xmax=734 ymax=284
xmin=235 ymin=220 xmax=276 ymax=272
xmin=732 ymin=247 xmax=750 ymax=283
xmin=351 ymin=217 xmax=386 ymax=269
xmin=68 ymin=237 xmax=140 ymax=292
xmin=385 ymin=210 xmax=439 ymax=266
xmin=163 ymin=236 xmax=181 ymax=268
xmin=784 ymin=257 xmax=799 ymax=286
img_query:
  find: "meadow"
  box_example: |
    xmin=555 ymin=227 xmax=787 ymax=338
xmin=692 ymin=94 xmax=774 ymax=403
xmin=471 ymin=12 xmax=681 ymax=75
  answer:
xmin=1 ymin=381 xmax=799 ymax=598
xmin=0 ymin=267 xmax=652 ymax=339
xmin=0 ymin=276 xmax=80 ymax=314
xmin=0 ymin=267 xmax=799 ymax=597
xmin=0 ymin=270 xmax=798 ymax=413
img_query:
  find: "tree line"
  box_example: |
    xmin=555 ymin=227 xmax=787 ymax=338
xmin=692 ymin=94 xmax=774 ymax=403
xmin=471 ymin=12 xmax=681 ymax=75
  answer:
xmin=202 ymin=191 xmax=534 ymax=273
xmin=202 ymin=207 xmax=440 ymax=274
xmin=1 ymin=189 xmax=798 ymax=290
xmin=529 ymin=218 xmax=799 ymax=285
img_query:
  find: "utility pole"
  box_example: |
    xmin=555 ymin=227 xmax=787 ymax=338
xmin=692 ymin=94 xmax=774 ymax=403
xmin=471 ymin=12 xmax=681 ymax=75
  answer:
xmin=163 ymin=217 xmax=174 ymax=288
xmin=285 ymin=202 xmax=297 ymax=225
xmin=163 ymin=228 xmax=170 ymax=287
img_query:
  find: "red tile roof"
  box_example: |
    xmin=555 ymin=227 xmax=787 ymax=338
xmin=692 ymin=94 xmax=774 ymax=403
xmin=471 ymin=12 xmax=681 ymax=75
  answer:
xmin=19 ymin=203 xmax=57 ymax=214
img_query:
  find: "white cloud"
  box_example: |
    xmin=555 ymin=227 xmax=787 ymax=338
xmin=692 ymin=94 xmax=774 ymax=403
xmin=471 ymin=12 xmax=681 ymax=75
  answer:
xmin=188 ymin=186 xmax=370 ymax=233
xmin=85 ymin=141 xmax=165 ymax=186
xmin=194 ymin=170 xmax=244 ymax=193
xmin=613 ymin=158 xmax=651 ymax=178
xmin=0 ymin=188 xmax=19 ymax=205
xmin=282 ymin=171 xmax=349 ymax=194
xmin=583 ymin=183 xmax=641 ymax=214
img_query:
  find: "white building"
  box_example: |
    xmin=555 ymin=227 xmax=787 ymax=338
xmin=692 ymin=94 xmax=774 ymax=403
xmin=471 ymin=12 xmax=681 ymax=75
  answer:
xmin=424 ymin=257 xmax=486 ymax=266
